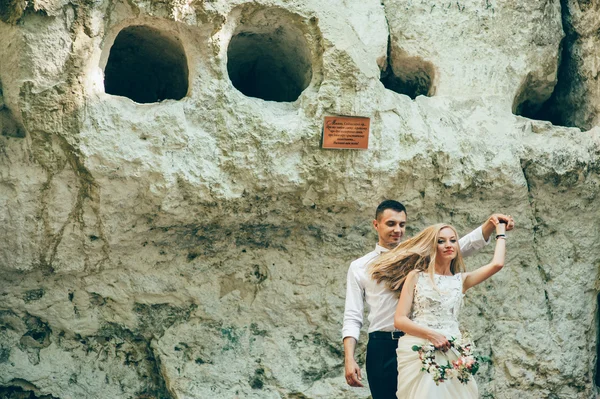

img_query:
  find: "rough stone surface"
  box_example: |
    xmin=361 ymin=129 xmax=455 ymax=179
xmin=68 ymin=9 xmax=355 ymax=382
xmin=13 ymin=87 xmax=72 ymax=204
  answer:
xmin=0 ymin=0 xmax=599 ymax=398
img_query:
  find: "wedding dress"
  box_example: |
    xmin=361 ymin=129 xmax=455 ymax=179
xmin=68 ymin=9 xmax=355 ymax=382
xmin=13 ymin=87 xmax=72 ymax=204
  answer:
xmin=396 ymin=272 xmax=478 ymax=398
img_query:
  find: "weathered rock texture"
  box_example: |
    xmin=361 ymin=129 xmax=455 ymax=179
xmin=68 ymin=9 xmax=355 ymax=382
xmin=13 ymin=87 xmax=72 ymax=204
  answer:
xmin=0 ymin=0 xmax=599 ymax=398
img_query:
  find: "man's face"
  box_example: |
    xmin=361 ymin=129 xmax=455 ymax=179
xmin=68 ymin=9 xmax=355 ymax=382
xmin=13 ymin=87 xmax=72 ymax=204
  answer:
xmin=373 ymin=209 xmax=407 ymax=249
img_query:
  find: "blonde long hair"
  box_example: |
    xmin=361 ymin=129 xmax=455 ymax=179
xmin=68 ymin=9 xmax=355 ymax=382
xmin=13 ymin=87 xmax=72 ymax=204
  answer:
xmin=369 ymin=223 xmax=466 ymax=294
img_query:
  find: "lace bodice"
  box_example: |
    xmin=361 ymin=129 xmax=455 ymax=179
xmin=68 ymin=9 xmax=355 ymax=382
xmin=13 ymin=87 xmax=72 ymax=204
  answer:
xmin=410 ymin=272 xmax=464 ymax=339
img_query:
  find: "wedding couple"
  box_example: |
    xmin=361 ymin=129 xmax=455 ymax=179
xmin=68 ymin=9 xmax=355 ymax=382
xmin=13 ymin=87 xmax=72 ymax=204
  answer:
xmin=342 ymin=200 xmax=512 ymax=398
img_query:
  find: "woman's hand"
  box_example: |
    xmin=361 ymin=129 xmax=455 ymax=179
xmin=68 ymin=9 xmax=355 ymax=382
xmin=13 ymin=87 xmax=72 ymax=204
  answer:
xmin=427 ymin=331 xmax=450 ymax=351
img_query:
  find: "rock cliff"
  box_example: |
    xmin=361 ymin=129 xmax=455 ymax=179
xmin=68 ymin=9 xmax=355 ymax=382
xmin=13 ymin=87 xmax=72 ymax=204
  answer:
xmin=1 ymin=0 xmax=599 ymax=398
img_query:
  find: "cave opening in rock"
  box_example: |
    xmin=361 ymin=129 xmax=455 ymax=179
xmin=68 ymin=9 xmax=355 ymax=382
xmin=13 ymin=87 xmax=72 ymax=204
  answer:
xmin=513 ymin=8 xmax=590 ymax=130
xmin=227 ymin=25 xmax=312 ymax=102
xmin=380 ymin=60 xmax=435 ymax=99
xmin=104 ymin=25 xmax=189 ymax=104
xmin=380 ymin=36 xmax=435 ymax=99
xmin=512 ymin=35 xmax=571 ymax=126
xmin=512 ymin=72 xmax=561 ymax=124
xmin=0 ymin=385 xmax=59 ymax=399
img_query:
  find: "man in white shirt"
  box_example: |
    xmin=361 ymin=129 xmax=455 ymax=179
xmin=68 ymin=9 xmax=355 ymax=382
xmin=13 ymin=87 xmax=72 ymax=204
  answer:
xmin=342 ymin=200 xmax=513 ymax=398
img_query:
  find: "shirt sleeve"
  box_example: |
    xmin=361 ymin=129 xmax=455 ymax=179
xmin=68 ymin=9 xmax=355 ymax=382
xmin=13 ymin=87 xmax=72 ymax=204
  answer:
xmin=342 ymin=263 xmax=364 ymax=342
xmin=459 ymin=225 xmax=491 ymax=258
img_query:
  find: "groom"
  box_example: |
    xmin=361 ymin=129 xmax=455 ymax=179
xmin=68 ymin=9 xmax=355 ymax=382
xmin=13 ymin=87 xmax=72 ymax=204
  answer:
xmin=342 ymin=200 xmax=513 ymax=398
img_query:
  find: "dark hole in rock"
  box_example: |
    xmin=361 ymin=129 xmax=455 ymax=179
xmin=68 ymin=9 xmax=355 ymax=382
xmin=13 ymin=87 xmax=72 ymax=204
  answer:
xmin=512 ymin=3 xmax=596 ymax=130
xmin=381 ymin=37 xmax=435 ymax=99
xmin=249 ymin=367 xmax=265 ymax=389
xmin=30 ymin=332 xmax=44 ymax=341
xmin=0 ymin=108 xmax=25 ymax=138
xmin=512 ymin=71 xmax=560 ymax=124
xmin=20 ymin=316 xmax=51 ymax=349
xmin=0 ymin=346 xmax=10 ymax=363
xmin=511 ymin=31 xmax=571 ymax=127
xmin=227 ymin=26 xmax=312 ymax=102
xmin=380 ymin=62 xmax=435 ymax=99
xmin=104 ymin=25 xmax=189 ymax=104
xmin=23 ymin=289 xmax=44 ymax=303
xmin=0 ymin=385 xmax=59 ymax=399
xmin=89 ymin=293 xmax=107 ymax=306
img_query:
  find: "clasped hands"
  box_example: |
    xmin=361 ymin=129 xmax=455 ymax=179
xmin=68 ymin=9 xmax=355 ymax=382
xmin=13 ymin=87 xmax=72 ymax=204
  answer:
xmin=428 ymin=331 xmax=452 ymax=352
xmin=488 ymin=213 xmax=514 ymax=232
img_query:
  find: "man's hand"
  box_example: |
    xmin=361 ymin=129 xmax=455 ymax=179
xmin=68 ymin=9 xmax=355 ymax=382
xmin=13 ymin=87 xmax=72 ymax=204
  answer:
xmin=482 ymin=213 xmax=515 ymax=240
xmin=343 ymin=337 xmax=364 ymax=387
xmin=489 ymin=214 xmax=514 ymax=231
xmin=344 ymin=357 xmax=364 ymax=387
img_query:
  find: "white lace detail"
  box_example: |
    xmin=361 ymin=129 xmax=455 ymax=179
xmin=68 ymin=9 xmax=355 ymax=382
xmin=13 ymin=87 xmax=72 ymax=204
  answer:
xmin=410 ymin=272 xmax=464 ymax=339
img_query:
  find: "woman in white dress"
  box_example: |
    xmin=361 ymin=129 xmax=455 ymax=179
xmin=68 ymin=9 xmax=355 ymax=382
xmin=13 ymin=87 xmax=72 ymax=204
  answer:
xmin=370 ymin=222 xmax=506 ymax=398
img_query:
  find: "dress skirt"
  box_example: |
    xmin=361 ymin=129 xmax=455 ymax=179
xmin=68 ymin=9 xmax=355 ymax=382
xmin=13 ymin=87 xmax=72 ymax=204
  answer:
xmin=396 ymin=334 xmax=478 ymax=399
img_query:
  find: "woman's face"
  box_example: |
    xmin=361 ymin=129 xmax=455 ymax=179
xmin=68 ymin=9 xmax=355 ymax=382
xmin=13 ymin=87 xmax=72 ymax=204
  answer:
xmin=436 ymin=227 xmax=458 ymax=261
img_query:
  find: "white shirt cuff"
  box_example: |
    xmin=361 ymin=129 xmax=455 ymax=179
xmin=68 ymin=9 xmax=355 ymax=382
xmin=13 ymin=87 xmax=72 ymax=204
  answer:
xmin=342 ymin=327 xmax=360 ymax=342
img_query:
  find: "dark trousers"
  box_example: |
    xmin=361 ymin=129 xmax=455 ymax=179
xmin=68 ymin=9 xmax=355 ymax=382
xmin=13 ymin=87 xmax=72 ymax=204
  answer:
xmin=366 ymin=336 xmax=399 ymax=399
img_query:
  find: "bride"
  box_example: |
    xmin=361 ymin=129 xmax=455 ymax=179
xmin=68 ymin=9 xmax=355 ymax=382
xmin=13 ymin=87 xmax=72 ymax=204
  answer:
xmin=370 ymin=222 xmax=506 ymax=398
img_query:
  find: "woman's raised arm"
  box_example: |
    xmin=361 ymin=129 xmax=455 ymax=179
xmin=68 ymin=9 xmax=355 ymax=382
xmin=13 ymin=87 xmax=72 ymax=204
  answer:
xmin=462 ymin=223 xmax=507 ymax=292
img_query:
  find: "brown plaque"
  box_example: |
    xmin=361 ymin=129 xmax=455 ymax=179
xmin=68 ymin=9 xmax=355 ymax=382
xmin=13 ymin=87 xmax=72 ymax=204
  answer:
xmin=321 ymin=116 xmax=370 ymax=150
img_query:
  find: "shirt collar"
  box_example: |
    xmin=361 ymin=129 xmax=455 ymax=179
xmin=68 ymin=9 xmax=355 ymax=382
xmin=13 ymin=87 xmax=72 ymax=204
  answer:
xmin=375 ymin=244 xmax=389 ymax=254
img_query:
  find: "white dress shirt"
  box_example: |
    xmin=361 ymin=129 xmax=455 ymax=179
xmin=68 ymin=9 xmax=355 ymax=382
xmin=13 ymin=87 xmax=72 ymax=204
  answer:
xmin=342 ymin=226 xmax=490 ymax=341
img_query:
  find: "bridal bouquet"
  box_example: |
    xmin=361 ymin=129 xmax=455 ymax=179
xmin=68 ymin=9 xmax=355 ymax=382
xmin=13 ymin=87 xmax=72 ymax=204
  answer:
xmin=411 ymin=338 xmax=489 ymax=385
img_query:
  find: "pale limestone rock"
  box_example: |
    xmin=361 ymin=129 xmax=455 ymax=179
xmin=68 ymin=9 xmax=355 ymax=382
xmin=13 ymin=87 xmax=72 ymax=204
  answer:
xmin=0 ymin=0 xmax=599 ymax=398
xmin=383 ymin=0 xmax=564 ymax=110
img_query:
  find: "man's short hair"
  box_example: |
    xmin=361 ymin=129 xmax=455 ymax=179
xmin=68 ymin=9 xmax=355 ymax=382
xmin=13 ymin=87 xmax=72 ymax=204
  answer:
xmin=375 ymin=200 xmax=407 ymax=220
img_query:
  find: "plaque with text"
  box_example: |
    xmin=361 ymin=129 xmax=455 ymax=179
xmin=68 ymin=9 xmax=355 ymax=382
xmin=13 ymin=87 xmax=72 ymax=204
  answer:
xmin=321 ymin=116 xmax=370 ymax=150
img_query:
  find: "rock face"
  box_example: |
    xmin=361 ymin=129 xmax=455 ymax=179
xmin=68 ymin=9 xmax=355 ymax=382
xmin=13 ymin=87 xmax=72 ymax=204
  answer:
xmin=0 ymin=0 xmax=599 ymax=398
